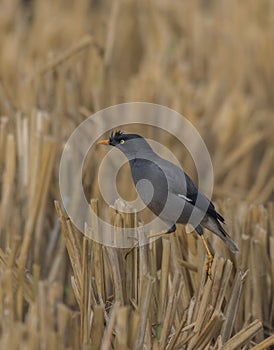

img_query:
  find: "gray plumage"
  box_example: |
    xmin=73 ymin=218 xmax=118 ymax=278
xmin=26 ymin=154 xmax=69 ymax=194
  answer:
xmin=103 ymin=131 xmax=239 ymax=254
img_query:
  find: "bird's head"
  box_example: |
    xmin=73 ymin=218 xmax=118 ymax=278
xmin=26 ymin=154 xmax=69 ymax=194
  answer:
xmin=98 ymin=131 xmax=152 ymax=158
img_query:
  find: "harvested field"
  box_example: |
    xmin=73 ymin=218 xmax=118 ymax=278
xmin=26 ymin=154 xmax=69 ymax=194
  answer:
xmin=0 ymin=0 xmax=273 ymax=349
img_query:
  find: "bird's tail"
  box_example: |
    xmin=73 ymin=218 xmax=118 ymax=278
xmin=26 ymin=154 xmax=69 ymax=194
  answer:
xmin=202 ymin=217 xmax=239 ymax=253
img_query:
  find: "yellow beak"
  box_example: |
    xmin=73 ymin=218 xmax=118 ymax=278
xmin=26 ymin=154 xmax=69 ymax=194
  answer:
xmin=97 ymin=139 xmax=109 ymax=145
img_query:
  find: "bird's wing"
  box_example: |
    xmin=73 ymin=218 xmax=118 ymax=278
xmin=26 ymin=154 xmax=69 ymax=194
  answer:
xmin=183 ymin=171 xmax=225 ymax=223
xmin=156 ymin=157 xmax=225 ymax=223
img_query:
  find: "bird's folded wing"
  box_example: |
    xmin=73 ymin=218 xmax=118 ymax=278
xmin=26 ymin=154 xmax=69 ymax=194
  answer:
xmin=157 ymin=157 xmax=223 ymax=220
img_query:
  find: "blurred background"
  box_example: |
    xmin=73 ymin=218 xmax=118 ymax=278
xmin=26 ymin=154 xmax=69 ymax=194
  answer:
xmin=0 ymin=0 xmax=273 ymax=347
xmin=1 ymin=0 xmax=273 ymax=206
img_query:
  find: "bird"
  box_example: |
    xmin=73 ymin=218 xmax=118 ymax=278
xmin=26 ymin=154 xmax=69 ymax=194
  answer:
xmin=98 ymin=131 xmax=239 ymax=274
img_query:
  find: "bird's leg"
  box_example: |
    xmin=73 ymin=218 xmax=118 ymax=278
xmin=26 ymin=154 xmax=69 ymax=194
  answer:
xmin=200 ymin=234 xmax=213 ymax=276
xmin=125 ymin=243 xmax=138 ymax=259
xmin=147 ymin=224 xmax=176 ymax=239
xmin=195 ymin=225 xmax=213 ymax=276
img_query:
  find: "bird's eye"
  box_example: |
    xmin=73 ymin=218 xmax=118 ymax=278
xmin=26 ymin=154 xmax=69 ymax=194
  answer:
xmin=120 ymin=139 xmax=125 ymax=144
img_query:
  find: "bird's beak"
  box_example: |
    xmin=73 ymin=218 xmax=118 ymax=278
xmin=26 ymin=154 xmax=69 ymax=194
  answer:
xmin=97 ymin=139 xmax=109 ymax=145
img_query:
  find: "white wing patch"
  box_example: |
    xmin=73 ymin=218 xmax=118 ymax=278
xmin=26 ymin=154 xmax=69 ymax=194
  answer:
xmin=178 ymin=194 xmax=192 ymax=202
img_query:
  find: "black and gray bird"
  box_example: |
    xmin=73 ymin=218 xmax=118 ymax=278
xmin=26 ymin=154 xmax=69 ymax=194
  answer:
xmin=98 ymin=131 xmax=239 ymax=269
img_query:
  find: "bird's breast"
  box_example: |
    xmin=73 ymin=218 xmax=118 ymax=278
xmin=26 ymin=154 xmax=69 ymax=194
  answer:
xmin=129 ymin=158 xmax=169 ymax=216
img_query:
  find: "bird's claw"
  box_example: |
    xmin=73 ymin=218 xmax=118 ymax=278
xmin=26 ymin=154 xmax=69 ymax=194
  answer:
xmin=206 ymin=256 xmax=213 ymax=278
xmin=147 ymin=230 xmax=174 ymax=239
xmin=147 ymin=230 xmax=167 ymax=239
